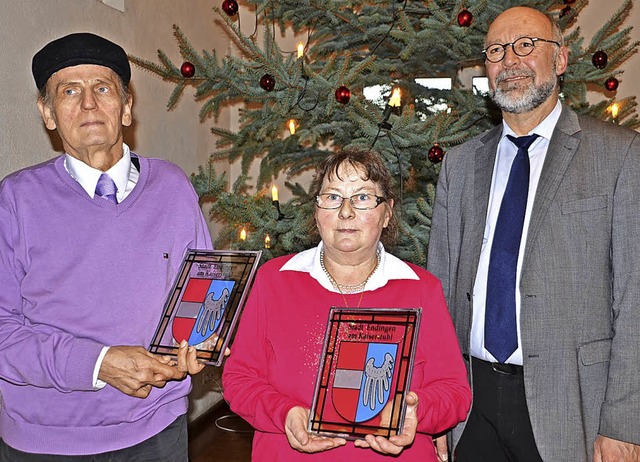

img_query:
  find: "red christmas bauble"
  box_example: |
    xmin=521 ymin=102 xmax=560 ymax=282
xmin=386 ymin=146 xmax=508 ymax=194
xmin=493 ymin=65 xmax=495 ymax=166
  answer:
xmin=605 ymin=77 xmax=619 ymax=92
xmin=259 ymin=73 xmax=275 ymax=92
xmin=180 ymin=62 xmax=195 ymax=78
xmin=221 ymin=0 xmax=239 ymax=16
xmin=560 ymin=5 xmax=571 ymax=17
xmin=592 ymin=50 xmax=608 ymax=69
xmin=335 ymin=86 xmax=351 ymax=104
xmin=428 ymin=144 xmax=445 ymax=164
xmin=457 ymin=9 xmax=473 ymax=27
xmin=563 ymin=0 xmax=576 ymax=3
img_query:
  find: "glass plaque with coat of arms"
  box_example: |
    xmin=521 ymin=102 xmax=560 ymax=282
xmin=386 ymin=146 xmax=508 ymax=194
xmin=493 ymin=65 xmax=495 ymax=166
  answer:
xmin=308 ymin=307 xmax=421 ymax=439
xmin=148 ymin=249 xmax=261 ymax=367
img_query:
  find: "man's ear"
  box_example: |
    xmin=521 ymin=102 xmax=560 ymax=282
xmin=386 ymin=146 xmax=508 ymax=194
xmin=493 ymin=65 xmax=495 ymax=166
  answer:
xmin=121 ymin=94 xmax=133 ymax=127
xmin=37 ymin=98 xmax=57 ymax=131
xmin=556 ymin=46 xmax=569 ymax=76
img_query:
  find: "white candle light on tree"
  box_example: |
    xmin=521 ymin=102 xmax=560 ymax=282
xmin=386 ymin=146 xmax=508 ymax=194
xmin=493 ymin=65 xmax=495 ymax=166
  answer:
xmin=611 ymin=102 xmax=619 ymax=123
xmin=271 ymin=185 xmax=285 ymax=220
xmin=388 ymin=87 xmax=402 ymax=108
xmin=288 ymin=119 xmax=297 ymax=135
xmin=379 ymin=87 xmax=403 ymax=130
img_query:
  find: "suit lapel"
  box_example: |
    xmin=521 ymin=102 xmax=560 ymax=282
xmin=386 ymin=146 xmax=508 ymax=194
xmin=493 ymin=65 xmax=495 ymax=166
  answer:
xmin=468 ymin=126 xmax=502 ymax=282
xmin=522 ymin=106 xmax=581 ymax=270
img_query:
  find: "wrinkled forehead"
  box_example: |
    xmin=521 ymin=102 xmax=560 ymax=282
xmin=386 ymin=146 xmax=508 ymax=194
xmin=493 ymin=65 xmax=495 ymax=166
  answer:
xmin=486 ymin=8 xmax=553 ymax=45
xmin=45 ymin=64 xmax=124 ymax=97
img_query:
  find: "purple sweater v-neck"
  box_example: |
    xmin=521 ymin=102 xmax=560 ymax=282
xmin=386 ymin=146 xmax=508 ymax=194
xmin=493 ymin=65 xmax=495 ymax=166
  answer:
xmin=0 ymin=154 xmax=212 ymax=454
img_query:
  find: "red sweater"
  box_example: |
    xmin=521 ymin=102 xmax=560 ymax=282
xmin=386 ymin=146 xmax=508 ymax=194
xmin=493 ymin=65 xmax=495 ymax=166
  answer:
xmin=223 ymin=254 xmax=471 ymax=461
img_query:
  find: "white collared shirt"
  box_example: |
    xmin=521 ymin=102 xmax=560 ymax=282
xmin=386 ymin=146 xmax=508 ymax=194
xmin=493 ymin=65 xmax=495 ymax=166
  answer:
xmin=471 ymin=100 xmax=562 ymax=365
xmin=64 ymin=143 xmax=138 ymax=203
xmin=280 ymin=241 xmax=420 ymax=289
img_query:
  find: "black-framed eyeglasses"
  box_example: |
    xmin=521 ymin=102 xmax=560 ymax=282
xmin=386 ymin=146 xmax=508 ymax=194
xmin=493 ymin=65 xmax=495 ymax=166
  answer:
xmin=316 ymin=193 xmax=387 ymax=210
xmin=482 ymin=37 xmax=561 ymax=63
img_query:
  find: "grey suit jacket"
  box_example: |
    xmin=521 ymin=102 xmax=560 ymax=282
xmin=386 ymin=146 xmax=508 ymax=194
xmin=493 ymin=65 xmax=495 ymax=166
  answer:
xmin=427 ymin=105 xmax=640 ymax=461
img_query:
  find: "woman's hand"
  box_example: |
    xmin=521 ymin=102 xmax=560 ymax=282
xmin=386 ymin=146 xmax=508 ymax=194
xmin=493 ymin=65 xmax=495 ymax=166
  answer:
xmin=354 ymin=391 xmax=419 ymax=455
xmin=285 ymin=406 xmax=347 ymax=453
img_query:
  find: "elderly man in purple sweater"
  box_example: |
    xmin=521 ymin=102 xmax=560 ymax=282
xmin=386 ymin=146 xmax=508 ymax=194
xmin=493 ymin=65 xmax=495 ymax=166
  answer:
xmin=0 ymin=33 xmax=211 ymax=461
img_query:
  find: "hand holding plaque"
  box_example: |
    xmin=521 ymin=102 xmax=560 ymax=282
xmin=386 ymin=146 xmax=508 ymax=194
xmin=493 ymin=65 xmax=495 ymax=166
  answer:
xmin=308 ymin=307 xmax=421 ymax=440
xmin=148 ymin=250 xmax=261 ymax=366
xmin=285 ymin=406 xmax=347 ymax=454
xmin=353 ymin=391 xmax=419 ymax=455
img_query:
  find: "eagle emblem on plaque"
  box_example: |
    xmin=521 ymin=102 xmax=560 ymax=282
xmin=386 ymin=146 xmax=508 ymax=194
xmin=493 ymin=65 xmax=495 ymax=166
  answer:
xmin=332 ymin=342 xmax=398 ymax=422
xmin=172 ymin=278 xmax=236 ymax=345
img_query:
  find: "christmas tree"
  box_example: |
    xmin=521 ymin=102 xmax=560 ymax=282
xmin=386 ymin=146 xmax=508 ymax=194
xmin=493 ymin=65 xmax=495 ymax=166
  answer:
xmin=130 ymin=0 xmax=638 ymax=266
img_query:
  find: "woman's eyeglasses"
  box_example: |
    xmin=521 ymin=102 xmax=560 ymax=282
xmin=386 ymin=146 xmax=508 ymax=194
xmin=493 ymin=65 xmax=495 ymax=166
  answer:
xmin=316 ymin=193 xmax=387 ymax=210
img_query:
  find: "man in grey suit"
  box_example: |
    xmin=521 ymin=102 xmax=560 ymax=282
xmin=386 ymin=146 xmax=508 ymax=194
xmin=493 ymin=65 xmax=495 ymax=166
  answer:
xmin=427 ymin=6 xmax=640 ymax=462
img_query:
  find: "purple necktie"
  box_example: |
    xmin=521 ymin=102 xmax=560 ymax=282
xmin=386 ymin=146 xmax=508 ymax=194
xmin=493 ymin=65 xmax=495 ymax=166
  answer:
xmin=485 ymin=134 xmax=539 ymax=363
xmin=95 ymin=173 xmax=118 ymax=204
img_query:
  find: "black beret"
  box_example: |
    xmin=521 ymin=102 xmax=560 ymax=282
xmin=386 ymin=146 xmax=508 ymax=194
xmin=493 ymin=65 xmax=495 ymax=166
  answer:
xmin=32 ymin=33 xmax=131 ymax=91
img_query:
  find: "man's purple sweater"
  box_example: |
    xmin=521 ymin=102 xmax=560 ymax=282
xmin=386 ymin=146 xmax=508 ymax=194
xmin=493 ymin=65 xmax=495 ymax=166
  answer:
xmin=0 ymin=154 xmax=212 ymax=455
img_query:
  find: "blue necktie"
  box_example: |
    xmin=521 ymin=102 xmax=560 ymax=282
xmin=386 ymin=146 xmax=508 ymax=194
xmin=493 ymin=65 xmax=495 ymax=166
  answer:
xmin=95 ymin=173 xmax=118 ymax=204
xmin=485 ymin=134 xmax=538 ymax=363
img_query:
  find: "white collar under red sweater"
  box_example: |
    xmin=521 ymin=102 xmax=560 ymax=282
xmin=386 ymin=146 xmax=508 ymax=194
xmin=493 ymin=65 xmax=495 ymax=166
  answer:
xmin=280 ymin=241 xmax=419 ymax=293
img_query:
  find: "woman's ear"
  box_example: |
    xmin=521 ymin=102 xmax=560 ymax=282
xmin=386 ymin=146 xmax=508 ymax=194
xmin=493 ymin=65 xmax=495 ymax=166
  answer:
xmin=383 ymin=199 xmax=394 ymax=228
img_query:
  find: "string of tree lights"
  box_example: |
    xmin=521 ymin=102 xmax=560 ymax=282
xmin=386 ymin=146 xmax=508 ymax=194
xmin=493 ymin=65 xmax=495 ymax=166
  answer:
xmin=130 ymin=0 xmax=638 ymax=266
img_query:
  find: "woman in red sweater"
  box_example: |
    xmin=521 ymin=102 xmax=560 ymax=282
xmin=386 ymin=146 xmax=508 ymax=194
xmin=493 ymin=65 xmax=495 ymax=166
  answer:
xmin=223 ymin=150 xmax=470 ymax=461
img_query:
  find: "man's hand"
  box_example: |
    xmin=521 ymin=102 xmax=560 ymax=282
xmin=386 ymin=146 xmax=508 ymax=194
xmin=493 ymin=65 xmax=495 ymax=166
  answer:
xmin=285 ymin=406 xmax=346 ymax=453
xmin=594 ymin=434 xmax=640 ymax=462
xmin=98 ymin=346 xmax=185 ymax=398
xmin=176 ymin=340 xmax=205 ymax=375
xmin=354 ymin=391 xmax=419 ymax=455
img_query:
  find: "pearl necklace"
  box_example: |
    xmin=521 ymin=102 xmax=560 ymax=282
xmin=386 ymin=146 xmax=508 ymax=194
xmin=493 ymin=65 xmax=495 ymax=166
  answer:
xmin=320 ymin=249 xmax=380 ymax=308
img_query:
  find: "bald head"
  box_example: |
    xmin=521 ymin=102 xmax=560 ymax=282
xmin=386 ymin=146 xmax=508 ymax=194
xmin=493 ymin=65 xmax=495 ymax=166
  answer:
xmin=487 ymin=7 xmax=563 ymax=48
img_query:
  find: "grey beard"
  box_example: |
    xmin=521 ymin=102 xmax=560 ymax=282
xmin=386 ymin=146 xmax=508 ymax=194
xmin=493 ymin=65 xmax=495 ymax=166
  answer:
xmin=490 ymin=74 xmax=557 ymax=114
